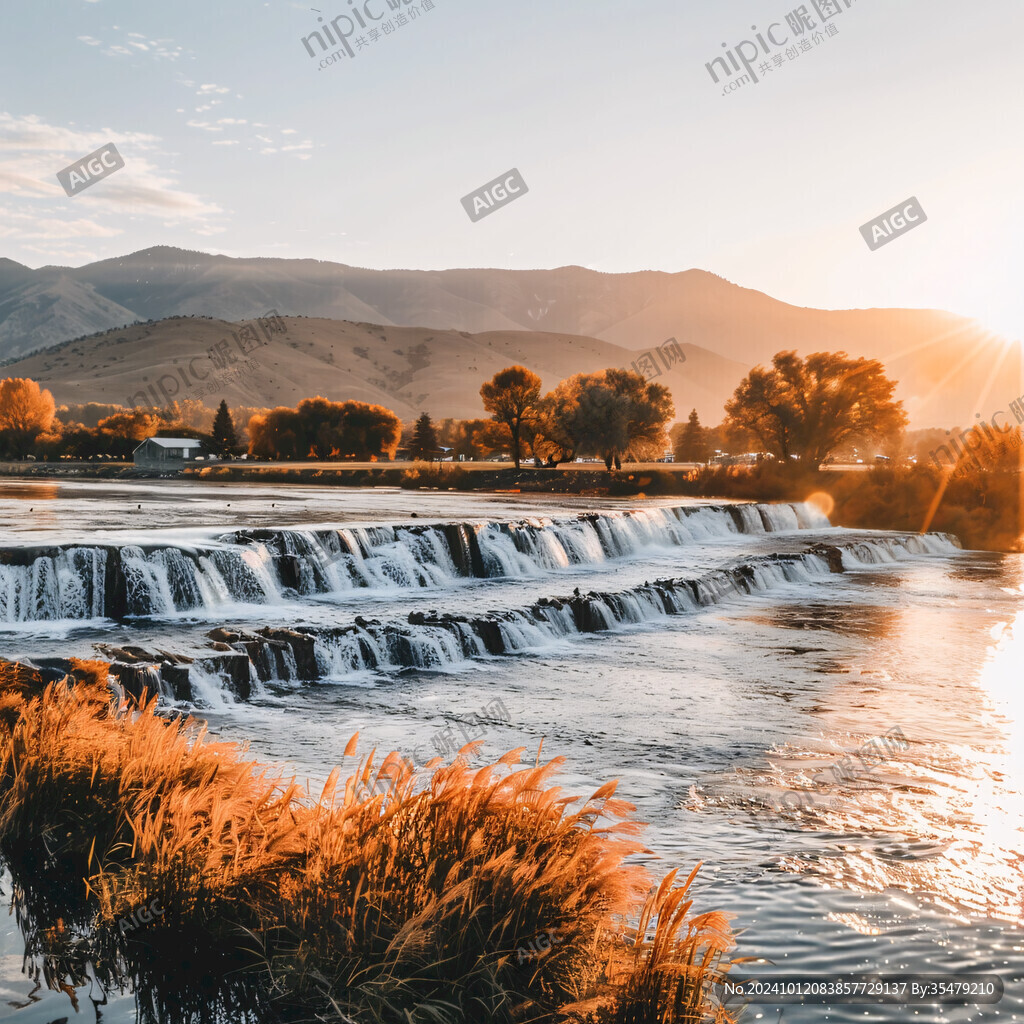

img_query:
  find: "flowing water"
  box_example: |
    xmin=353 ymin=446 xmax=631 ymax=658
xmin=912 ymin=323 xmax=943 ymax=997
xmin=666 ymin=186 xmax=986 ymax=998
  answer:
xmin=0 ymin=479 xmax=1021 ymax=1023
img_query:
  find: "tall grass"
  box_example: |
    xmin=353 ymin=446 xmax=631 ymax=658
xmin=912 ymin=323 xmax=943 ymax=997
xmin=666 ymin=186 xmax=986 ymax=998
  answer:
xmin=0 ymin=658 xmax=735 ymax=1023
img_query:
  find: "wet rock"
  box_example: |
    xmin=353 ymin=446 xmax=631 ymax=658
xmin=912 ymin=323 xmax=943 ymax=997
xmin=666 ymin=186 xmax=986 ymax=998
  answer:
xmin=160 ymin=662 xmax=194 ymax=702
xmin=108 ymin=661 xmax=163 ymax=703
xmin=808 ymin=543 xmax=845 ymax=573
xmin=275 ymin=553 xmax=303 ymax=591
xmin=95 ymin=643 xmax=163 ymax=663
xmin=192 ymin=652 xmax=251 ymax=700
xmin=257 ymin=627 xmax=318 ymax=681
xmin=207 ymin=627 xmax=243 ymax=644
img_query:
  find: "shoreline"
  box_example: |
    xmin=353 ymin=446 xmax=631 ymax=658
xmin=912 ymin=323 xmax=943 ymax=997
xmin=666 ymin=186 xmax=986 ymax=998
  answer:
xmin=2 ymin=461 xmax=1020 ymax=554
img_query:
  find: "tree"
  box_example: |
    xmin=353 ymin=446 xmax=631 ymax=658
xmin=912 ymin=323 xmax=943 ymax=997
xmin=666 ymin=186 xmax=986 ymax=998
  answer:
xmin=533 ymin=377 xmax=586 ymax=465
xmin=602 ymin=368 xmax=674 ymax=465
xmin=480 ymin=366 xmax=542 ymax=470
xmin=674 ymin=409 xmax=710 ymax=463
xmin=436 ymin=417 xmax=491 ymax=460
xmin=471 ymin=420 xmax=515 ymax=460
xmin=212 ymin=400 xmax=238 ymax=453
xmin=97 ymin=410 xmax=166 ymax=443
xmin=410 ymin=412 xmax=438 ymax=461
xmin=0 ymin=378 xmax=55 ymax=457
xmin=534 ymin=369 xmax=674 ymax=469
xmin=724 ymin=351 xmax=907 ymax=469
xmin=248 ymin=398 xmax=401 ymax=461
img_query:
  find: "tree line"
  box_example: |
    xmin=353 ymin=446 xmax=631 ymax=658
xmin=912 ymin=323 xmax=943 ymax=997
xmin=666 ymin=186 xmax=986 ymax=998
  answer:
xmin=2 ymin=348 xmax=1007 ymax=476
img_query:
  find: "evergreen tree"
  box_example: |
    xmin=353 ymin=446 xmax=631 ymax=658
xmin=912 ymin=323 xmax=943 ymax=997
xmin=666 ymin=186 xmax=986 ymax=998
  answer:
xmin=212 ymin=399 xmax=238 ymax=453
xmin=674 ymin=409 xmax=710 ymax=463
xmin=410 ymin=412 xmax=438 ymax=461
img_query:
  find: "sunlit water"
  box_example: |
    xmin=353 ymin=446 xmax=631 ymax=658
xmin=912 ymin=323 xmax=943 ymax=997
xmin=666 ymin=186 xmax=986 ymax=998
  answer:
xmin=0 ymin=480 xmax=1021 ymax=1023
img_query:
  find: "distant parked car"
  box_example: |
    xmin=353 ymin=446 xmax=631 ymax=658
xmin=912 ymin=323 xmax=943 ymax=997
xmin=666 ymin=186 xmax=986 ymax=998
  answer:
xmin=874 ymin=455 xmax=891 ymax=464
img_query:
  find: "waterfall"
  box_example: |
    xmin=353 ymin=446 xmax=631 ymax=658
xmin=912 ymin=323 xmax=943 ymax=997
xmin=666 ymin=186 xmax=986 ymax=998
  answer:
xmin=56 ymin=529 xmax=964 ymax=704
xmin=0 ymin=502 xmax=828 ymax=624
xmin=0 ymin=547 xmax=108 ymax=622
xmin=280 ymin=534 xmax=952 ymax=683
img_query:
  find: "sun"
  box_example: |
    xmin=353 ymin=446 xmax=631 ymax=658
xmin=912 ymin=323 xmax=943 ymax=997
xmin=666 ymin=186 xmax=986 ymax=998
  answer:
xmin=970 ymin=301 xmax=1024 ymax=347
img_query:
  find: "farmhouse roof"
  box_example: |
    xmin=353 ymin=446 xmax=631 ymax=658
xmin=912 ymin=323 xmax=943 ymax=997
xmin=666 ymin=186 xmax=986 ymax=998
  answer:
xmin=134 ymin=436 xmax=204 ymax=451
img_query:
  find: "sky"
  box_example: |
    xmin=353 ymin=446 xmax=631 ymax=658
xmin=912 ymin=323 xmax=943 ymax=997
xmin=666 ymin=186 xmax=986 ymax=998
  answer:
xmin=2 ymin=0 xmax=1023 ymax=341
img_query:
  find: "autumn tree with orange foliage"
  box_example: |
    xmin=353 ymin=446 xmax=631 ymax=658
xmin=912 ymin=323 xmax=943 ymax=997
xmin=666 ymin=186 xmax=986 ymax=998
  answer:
xmin=725 ymin=351 xmax=907 ymax=468
xmin=97 ymin=410 xmax=168 ymax=442
xmin=0 ymin=377 xmax=56 ymax=457
xmin=533 ymin=369 xmax=675 ymax=468
xmin=480 ymin=365 xmax=542 ymax=470
xmin=248 ymin=397 xmax=402 ymax=460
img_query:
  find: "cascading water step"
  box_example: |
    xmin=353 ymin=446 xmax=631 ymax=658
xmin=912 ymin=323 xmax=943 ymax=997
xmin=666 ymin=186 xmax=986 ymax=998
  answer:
xmin=8 ymin=532 xmax=957 ymax=705
xmin=0 ymin=502 xmax=831 ymax=623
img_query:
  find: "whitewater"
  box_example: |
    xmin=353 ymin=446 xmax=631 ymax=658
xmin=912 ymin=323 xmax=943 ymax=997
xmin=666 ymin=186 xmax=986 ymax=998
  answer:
xmin=0 ymin=479 xmax=1020 ymax=1023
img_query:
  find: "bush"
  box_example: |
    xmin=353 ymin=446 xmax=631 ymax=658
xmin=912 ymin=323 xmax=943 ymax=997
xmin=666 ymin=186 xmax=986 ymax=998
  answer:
xmin=0 ymin=659 xmax=736 ymax=1024
xmin=400 ymin=465 xmax=473 ymax=490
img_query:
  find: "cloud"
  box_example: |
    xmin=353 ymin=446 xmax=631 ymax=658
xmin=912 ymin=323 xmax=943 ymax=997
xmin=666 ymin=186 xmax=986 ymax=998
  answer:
xmin=76 ymin=27 xmax=185 ymax=61
xmin=0 ymin=208 xmax=123 ymax=241
xmin=0 ymin=113 xmax=224 ymax=237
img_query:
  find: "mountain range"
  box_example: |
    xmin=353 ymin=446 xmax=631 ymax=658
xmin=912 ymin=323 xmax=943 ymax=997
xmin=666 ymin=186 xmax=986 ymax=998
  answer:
xmin=0 ymin=246 xmax=1017 ymax=426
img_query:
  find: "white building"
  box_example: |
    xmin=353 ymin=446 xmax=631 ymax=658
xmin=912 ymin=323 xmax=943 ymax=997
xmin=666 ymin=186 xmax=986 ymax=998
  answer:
xmin=133 ymin=437 xmax=204 ymax=471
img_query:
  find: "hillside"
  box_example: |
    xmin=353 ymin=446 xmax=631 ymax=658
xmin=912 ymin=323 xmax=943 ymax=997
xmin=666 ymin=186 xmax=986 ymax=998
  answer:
xmin=1 ymin=247 xmax=1019 ymax=426
xmin=1 ymin=316 xmax=745 ymax=422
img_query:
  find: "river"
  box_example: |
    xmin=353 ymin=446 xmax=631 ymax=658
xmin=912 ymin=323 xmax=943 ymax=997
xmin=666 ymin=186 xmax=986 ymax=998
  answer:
xmin=0 ymin=479 xmax=1021 ymax=1023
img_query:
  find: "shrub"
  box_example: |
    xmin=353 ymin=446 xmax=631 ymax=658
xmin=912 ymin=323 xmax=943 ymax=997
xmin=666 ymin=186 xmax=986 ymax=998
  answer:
xmin=400 ymin=465 xmax=472 ymax=490
xmin=0 ymin=659 xmax=736 ymax=1023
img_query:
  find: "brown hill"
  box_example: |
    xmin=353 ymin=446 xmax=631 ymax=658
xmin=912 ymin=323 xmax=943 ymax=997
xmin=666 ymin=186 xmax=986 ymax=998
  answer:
xmin=2 ymin=316 xmax=746 ymax=423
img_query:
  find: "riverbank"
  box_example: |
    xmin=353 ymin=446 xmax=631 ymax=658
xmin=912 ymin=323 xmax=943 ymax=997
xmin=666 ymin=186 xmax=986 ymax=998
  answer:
xmin=2 ymin=460 xmax=1019 ymax=552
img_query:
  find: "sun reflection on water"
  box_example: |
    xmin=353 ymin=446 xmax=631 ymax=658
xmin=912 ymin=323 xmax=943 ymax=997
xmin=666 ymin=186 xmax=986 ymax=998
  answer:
xmin=780 ymin=598 xmax=1024 ymax=924
xmin=690 ymin=570 xmax=1024 ymax=926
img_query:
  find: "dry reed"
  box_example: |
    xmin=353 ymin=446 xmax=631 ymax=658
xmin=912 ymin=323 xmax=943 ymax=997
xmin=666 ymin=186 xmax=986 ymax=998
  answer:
xmin=0 ymin=658 xmax=736 ymax=1023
